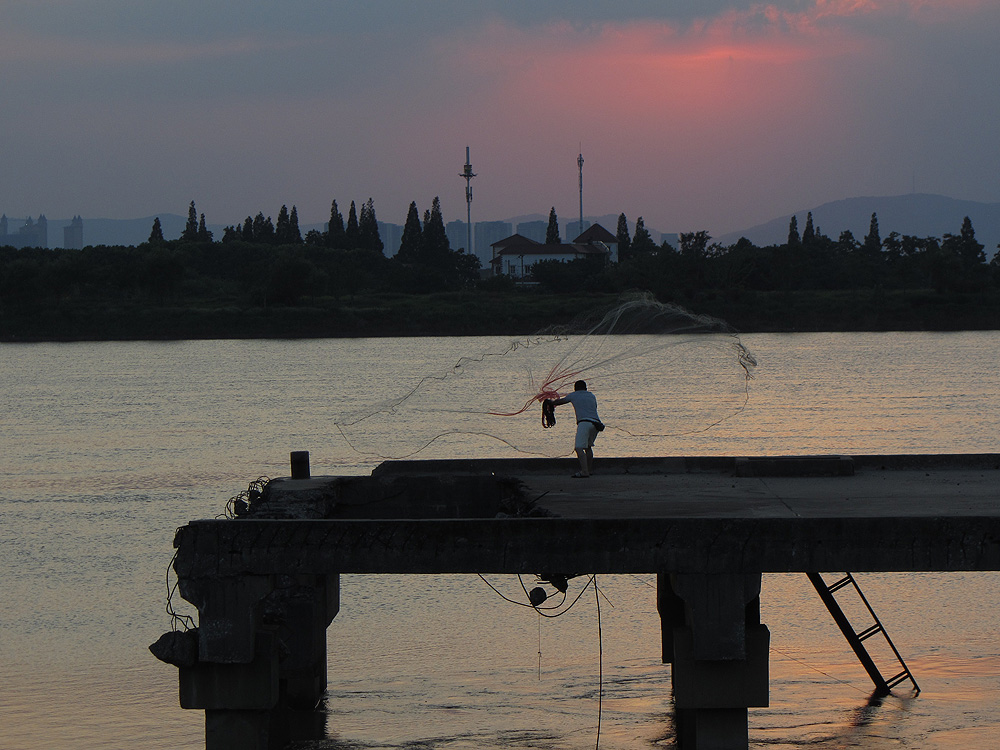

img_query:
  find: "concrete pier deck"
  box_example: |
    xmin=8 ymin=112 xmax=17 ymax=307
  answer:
xmin=160 ymin=454 xmax=1000 ymax=750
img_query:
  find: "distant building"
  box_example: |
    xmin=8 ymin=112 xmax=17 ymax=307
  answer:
xmin=473 ymin=221 xmax=512 ymax=267
xmin=377 ymin=221 xmax=403 ymax=257
xmin=516 ymin=220 xmax=547 ymax=243
xmin=565 ymin=220 xmax=591 ymax=240
xmin=445 ymin=220 xmax=468 ymax=254
xmin=64 ymin=215 xmax=84 ymax=250
xmin=0 ymin=214 xmax=48 ymax=248
xmin=490 ymin=223 xmax=617 ymax=278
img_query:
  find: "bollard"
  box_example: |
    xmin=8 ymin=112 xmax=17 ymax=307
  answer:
xmin=290 ymin=451 xmax=311 ymax=479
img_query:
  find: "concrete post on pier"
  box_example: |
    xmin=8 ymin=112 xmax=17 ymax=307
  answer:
xmin=659 ymin=573 xmax=769 ymax=750
xmin=172 ymin=571 xmax=340 ymax=750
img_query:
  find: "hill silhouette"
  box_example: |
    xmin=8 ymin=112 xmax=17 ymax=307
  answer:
xmin=716 ymin=194 xmax=1000 ymax=258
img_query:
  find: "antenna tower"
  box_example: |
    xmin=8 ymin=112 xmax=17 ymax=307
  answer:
xmin=460 ymin=146 xmax=476 ymax=257
xmin=578 ymin=148 xmax=584 ymax=238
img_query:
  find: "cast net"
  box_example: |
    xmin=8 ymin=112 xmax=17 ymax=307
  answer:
xmin=333 ymin=293 xmax=756 ymax=460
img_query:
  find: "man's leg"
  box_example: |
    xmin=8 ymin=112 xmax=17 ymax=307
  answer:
xmin=575 ymin=448 xmax=590 ymax=476
xmin=585 ymin=447 xmax=594 ymax=474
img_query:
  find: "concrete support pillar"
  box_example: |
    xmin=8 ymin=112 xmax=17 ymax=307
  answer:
xmin=265 ymin=574 xmax=340 ymax=709
xmin=179 ymin=574 xmax=275 ymax=663
xmin=657 ymin=572 xmax=686 ymax=664
xmin=664 ymin=573 xmax=769 ymax=750
xmin=175 ymin=573 xmax=340 ymax=750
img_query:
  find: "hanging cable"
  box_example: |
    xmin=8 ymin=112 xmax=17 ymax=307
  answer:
xmin=594 ymin=576 xmax=604 ymax=750
xmin=165 ymin=547 xmax=196 ymax=632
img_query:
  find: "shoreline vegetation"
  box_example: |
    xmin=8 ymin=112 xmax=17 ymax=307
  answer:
xmin=4 ymin=202 xmax=1000 ymax=341
xmin=4 ymin=288 xmax=1000 ymax=342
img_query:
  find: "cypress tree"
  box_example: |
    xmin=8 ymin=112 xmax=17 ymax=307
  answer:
xmin=276 ymin=205 xmax=291 ymax=244
xmin=397 ymin=201 xmax=422 ymax=262
xmin=616 ymin=213 xmax=631 ymax=262
xmin=241 ymin=216 xmax=254 ymax=242
xmin=252 ymin=212 xmax=274 ymax=243
xmin=863 ymin=212 xmax=881 ymax=254
xmin=787 ymin=215 xmax=800 ymax=247
xmin=326 ymin=200 xmax=346 ymax=248
xmin=421 ymin=196 xmax=450 ymax=261
xmin=182 ymin=201 xmax=199 ymax=241
xmin=197 ymin=213 xmax=212 ymax=242
xmin=545 ymin=207 xmax=561 ymax=244
xmin=632 ymin=217 xmax=656 ymax=255
xmin=802 ymin=212 xmax=815 ymax=245
xmin=148 ymin=217 xmax=164 ymax=244
xmin=289 ymin=206 xmax=302 ymax=244
xmin=345 ymin=201 xmax=359 ymax=247
xmin=359 ymin=198 xmax=384 ymax=254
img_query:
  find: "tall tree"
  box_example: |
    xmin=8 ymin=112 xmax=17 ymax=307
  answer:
xmin=421 ymin=196 xmax=450 ymax=260
xmin=787 ymin=215 xmax=800 ymax=247
xmin=863 ymin=212 xmax=881 ymax=254
xmin=182 ymin=201 xmax=199 ymax=241
xmin=252 ymin=212 xmax=274 ymax=243
xmin=345 ymin=201 xmax=359 ymax=247
xmin=615 ymin=213 xmax=631 ymax=262
xmin=951 ymin=216 xmax=985 ymax=268
xmin=545 ymin=207 xmax=561 ymax=244
xmin=358 ymin=198 xmax=384 ymax=254
xmin=397 ymin=201 xmax=422 ymax=262
xmin=326 ymin=200 xmax=346 ymax=248
xmin=148 ymin=217 xmax=164 ymax=244
xmin=197 ymin=213 xmax=213 ymax=243
xmin=241 ymin=216 xmax=254 ymax=242
xmin=632 ymin=217 xmax=656 ymax=256
xmin=289 ymin=206 xmax=302 ymax=244
xmin=276 ymin=205 xmax=291 ymax=244
xmin=802 ymin=212 xmax=816 ymax=245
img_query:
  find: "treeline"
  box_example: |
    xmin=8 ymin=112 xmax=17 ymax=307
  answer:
xmin=541 ymin=211 xmax=998 ymax=298
xmin=3 ymin=199 xmax=1000 ymax=339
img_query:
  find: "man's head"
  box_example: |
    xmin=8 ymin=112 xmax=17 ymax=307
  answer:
xmin=574 ymin=380 xmax=587 ymax=391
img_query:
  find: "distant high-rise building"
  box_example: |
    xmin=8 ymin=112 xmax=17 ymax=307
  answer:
xmin=516 ymin=220 xmax=547 ymax=243
xmin=1 ymin=214 xmax=48 ymax=248
xmin=566 ymin=220 xmax=591 ymax=240
xmin=377 ymin=221 xmax=403 ymax=257
xmin=445 ymin=220 xmax=468 ymax=253
xmin=474 ymin=221 xmax=512 ymax=266
xmin=64 ymin=215 xmax=84 ymax=250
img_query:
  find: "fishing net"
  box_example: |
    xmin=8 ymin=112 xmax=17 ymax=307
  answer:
xmin=333 ymin=292 xmax=756 ymax=460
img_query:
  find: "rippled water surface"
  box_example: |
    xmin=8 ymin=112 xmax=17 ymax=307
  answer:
xmin=2 ymin=332 xmax=999 ymax=749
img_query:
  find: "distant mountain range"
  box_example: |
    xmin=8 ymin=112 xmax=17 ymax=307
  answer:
xmin=17 ymin=194 xmax=1000 ymax=258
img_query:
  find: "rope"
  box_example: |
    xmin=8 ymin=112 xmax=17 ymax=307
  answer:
xmin=165 ymin=548 xmax=196 ymax=632
xmin=478 ymin=573 xmax=605 ymax=749
xmin=769 ymin=644 xmax=870 ymax=696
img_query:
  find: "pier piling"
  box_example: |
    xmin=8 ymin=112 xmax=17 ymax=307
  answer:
xmin=154 ymin=454 xmax=1000 ymax=750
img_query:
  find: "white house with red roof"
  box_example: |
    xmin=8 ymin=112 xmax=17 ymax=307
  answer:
xmin=489 ymin=223 xmax=618 ymax=278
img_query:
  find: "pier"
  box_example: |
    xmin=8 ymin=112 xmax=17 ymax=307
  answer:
xmin=155 ymin=454 xmax=1000 ymax=749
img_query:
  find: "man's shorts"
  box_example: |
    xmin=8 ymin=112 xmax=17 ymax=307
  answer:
xmin=575 ymin=421 xmax=599 ymax=451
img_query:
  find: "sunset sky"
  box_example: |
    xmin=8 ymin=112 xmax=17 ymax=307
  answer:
xmin=3 ymin=0 xmax=999 ymax=237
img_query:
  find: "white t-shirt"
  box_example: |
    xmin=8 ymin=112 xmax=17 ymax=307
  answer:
xmin=562 ymin=389 xmax=600 ymax=423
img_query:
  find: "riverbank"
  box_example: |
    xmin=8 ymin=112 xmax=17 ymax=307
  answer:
xmin=4 ymin=287 xmax=1000 ymax=341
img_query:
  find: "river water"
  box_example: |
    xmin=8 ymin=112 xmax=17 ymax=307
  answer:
xmin=1 ymin=332 xmax=999 ymax=749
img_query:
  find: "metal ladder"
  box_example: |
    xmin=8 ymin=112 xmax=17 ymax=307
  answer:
xmin=807 ymin=572 xmax=920 ymax=695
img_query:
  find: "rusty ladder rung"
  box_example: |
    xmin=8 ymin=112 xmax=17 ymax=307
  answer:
xmin=827 ymin=576 xmax=853 ymax=593
xmin=857 ymin=623 xmax=883 ymax=641
xmin=886 ymin=670 xmax=914 ymax=689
